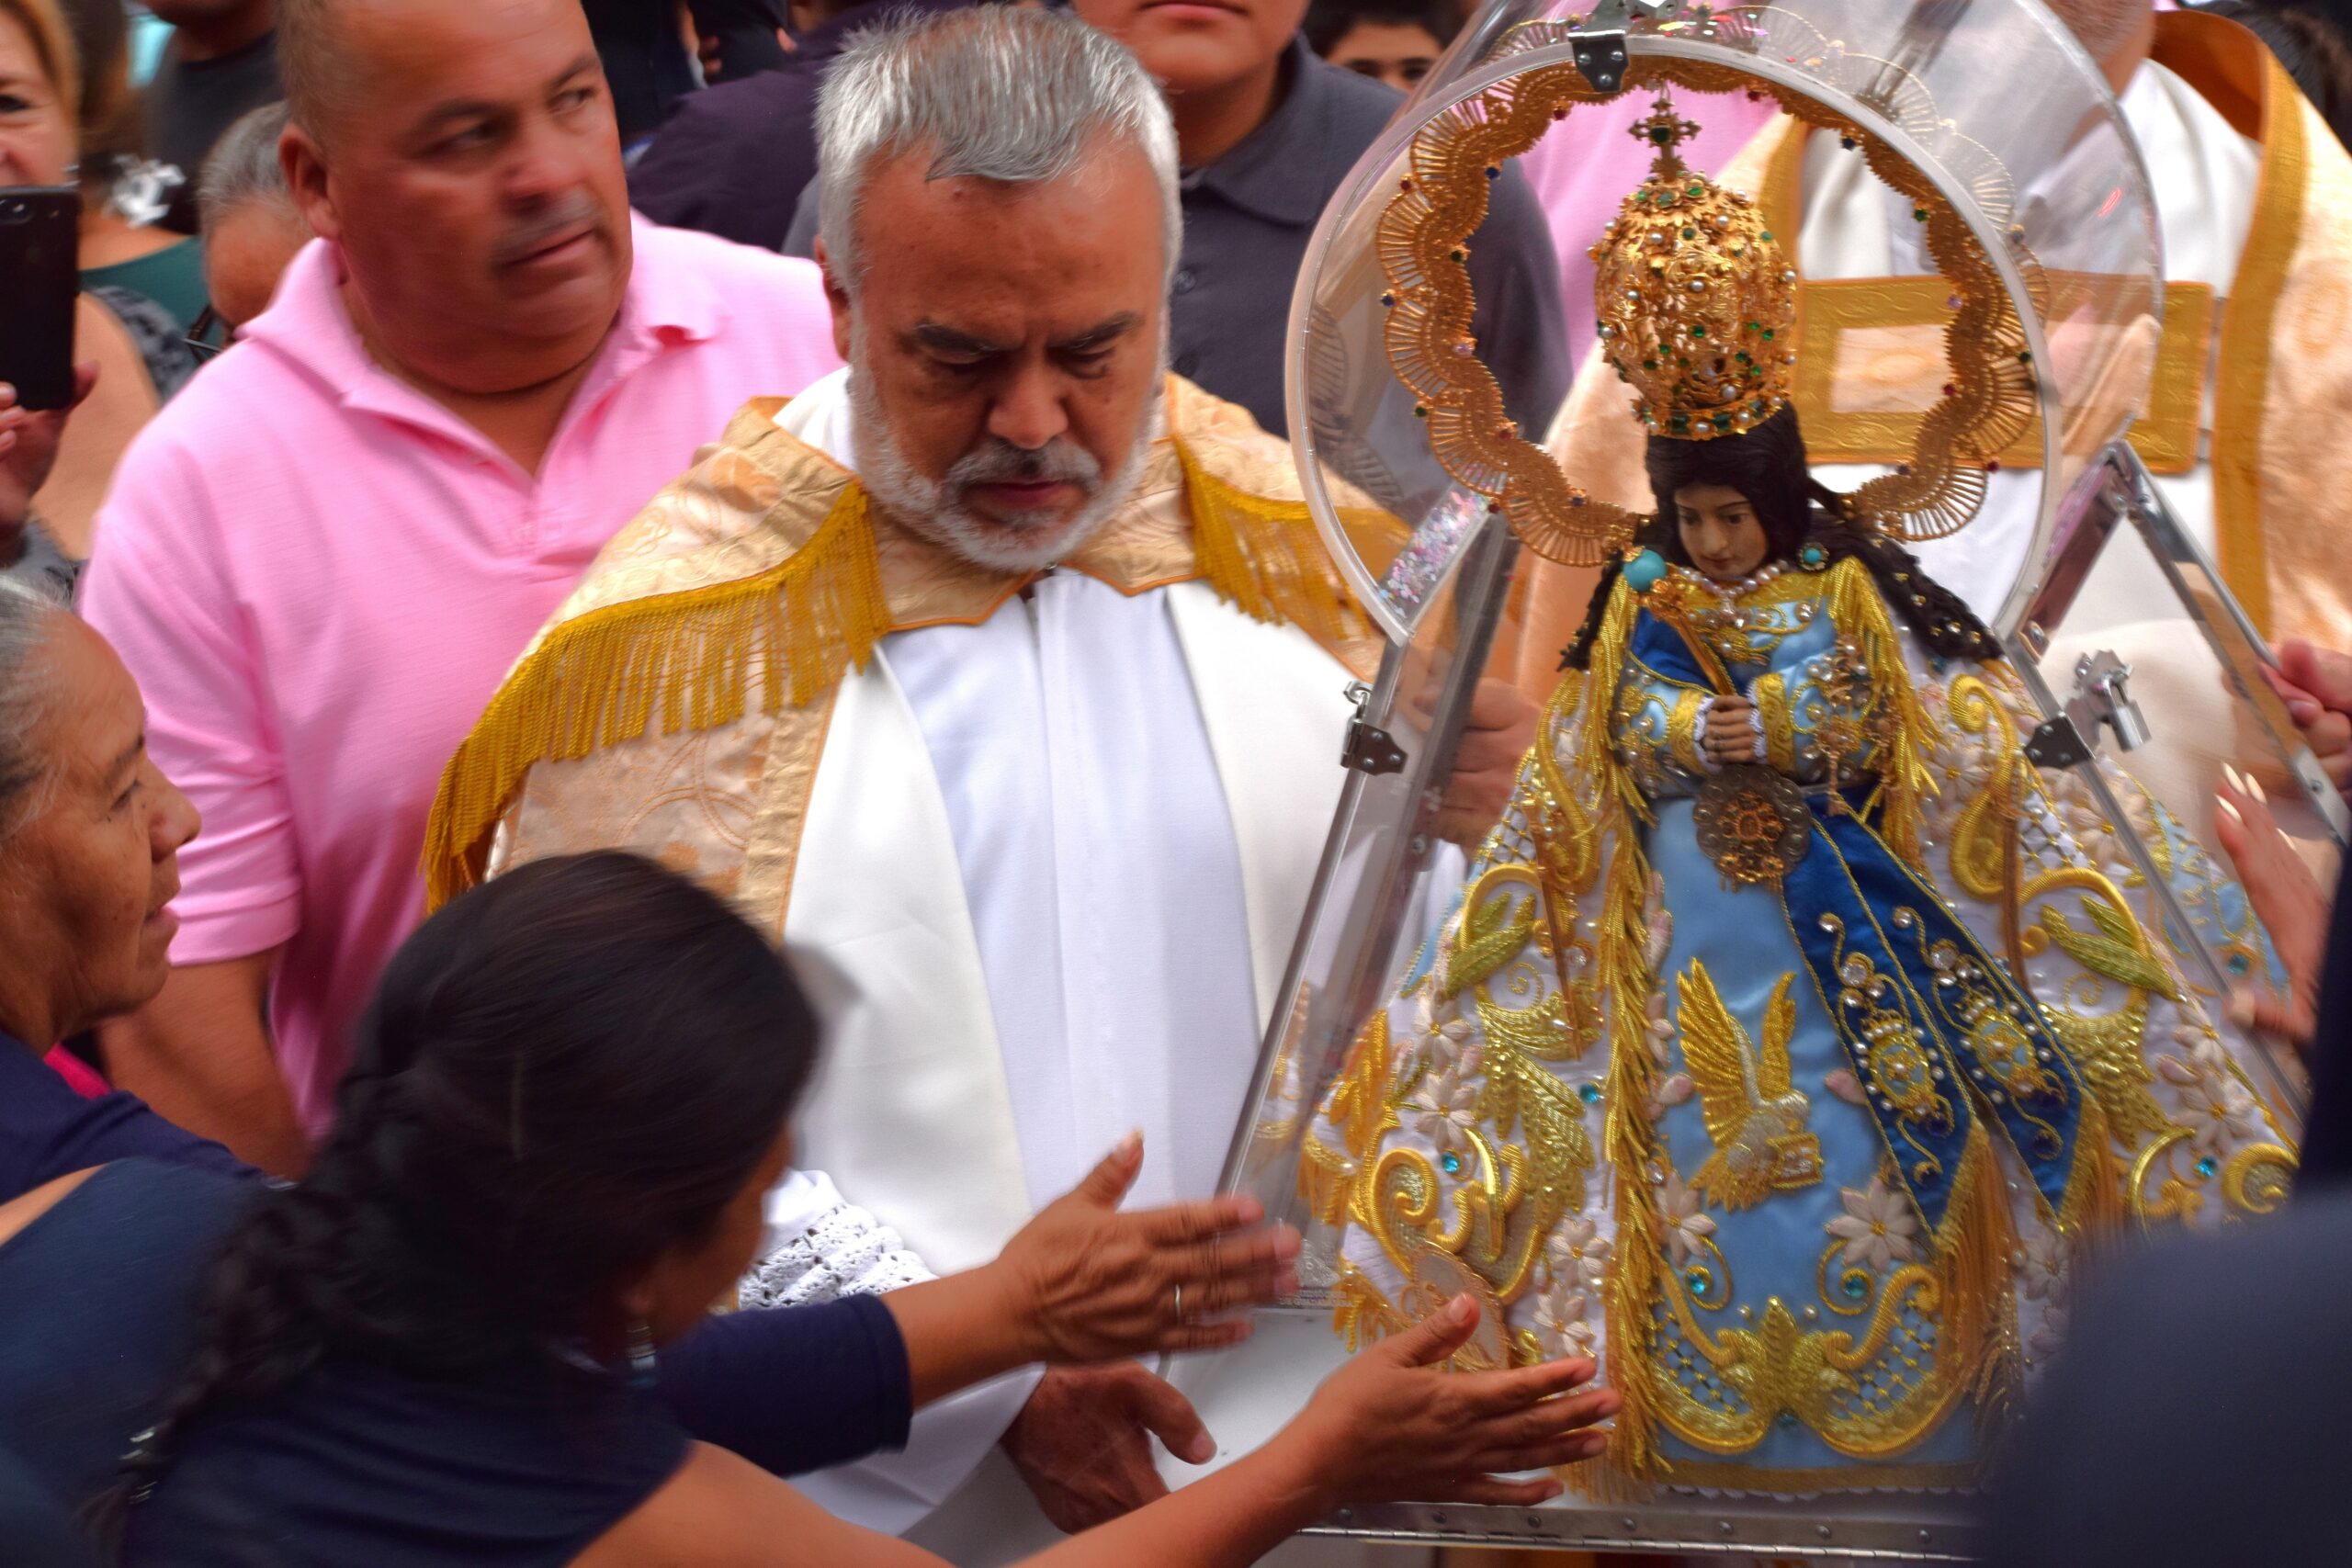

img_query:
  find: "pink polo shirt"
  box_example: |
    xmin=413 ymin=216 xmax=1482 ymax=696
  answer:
xmin=81 ymin=219 xmax=842 ymax=1132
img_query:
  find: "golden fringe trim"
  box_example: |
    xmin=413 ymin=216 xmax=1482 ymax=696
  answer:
xmin=1596 ymin=795 xmax=1666 ymax=1483
xmin=1176 ymin=445 xmax=1370 ymax=649
xmin=1580 ymin=578 xmax=1654 ymax=826
xmin=2053 ymin=1092 xmax=2125 ymax=1241
xmin=421 ymin=485 xmax=889 ymax=909
xmin=1826 ymin=557 xmax=1938 ymax=861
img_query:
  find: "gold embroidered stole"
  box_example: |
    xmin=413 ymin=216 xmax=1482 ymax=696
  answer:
xmin=424 ymin=376 xmax=1396 ymax=908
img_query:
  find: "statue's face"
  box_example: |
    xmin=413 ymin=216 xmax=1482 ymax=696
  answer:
xmin=1673 ymin=482 xmax=1770 ymax=582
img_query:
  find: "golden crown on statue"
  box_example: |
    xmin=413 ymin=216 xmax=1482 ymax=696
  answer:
xmin=1590 ymin=95 xmax=1798 ymax=441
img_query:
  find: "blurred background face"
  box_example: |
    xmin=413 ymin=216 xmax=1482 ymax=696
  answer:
xmin=204 ymin=196 xmax=312 ymax=328
xmin=1324 ymin=17 xmax=1441 ymax=90
xmin=0 ymin=9 xmax=74 ymax=186
xmin=1072 ymin=0 xmax=1309 ymax=96
xmin=0 ymin=618 xmax=199 ymax=1042
xmin=143 ymin=0 xmax=263 ymax=26
xmin=289 ymin=0 xmax=629 ymax=392
xmin=831 ymin=141 xmax=1170 ymax=573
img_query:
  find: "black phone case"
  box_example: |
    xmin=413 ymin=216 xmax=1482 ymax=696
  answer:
xmin=0 ymin=186 xmax=85 ymax=412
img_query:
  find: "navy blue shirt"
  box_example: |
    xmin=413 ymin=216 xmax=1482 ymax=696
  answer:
xmin=628 ymin=0 xmax=975 ymax=246
xmin=0 ymin=1036 xmax=911 ymax=1483
xmin=0 ymin=1034 xmax=243 ymax=1197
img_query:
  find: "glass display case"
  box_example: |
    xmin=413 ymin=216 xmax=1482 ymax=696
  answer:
xmin=1153 ymin=1 xmax=2328 ymax=1555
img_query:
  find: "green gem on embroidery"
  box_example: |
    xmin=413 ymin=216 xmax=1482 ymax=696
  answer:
xmin=1685 ymin=1268 xmax=1711 ymax=1293
xmin=2227 ymin=953 xmax=2253 ymax=976
xmin=2196 ymin=1156 xmax=2219 ymax=1179
xmin=1579 ymin=1082 xmax=1603 ymax=1104
xmin=1690 ymin=324 xmax=1706 ymax=338
xmin=1842 ymin=1273 xmax=1869 ymax=1300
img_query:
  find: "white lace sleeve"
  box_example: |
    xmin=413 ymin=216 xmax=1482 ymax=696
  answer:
xmin=741 ymin=1168 xmax=935 ymax=1311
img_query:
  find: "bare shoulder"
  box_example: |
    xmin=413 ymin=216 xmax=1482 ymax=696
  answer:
xmin=0 ymin=1167 xmax=102 ymax=1250
xmin=574 ymin=1442 xmax=944 ymax=1568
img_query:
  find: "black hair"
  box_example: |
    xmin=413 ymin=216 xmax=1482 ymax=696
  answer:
xmin=1304 ymin=0 xmax=1462 ymax=62
xmin=1562 ymin=404 xmax=1998 ymax=669
xmin=96 ymin=852 xmax=817 ymax=1537
xmin=2194 ymin=2 xmax=2352 ymax=150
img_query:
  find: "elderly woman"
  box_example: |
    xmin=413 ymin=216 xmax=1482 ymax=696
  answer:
xmin=0 ymin=581 xmax=209 ymax=1174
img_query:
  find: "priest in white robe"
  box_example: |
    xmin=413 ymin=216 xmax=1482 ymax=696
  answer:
xmin=424 ymin=9 xmax=1530 ymax=1561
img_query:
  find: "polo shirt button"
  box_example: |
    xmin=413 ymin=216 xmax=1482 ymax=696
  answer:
xmin=1174 ymin=352 xmax=1201 ymax=378
xmin=1174 ymin=267 xmax=1197 ymax=293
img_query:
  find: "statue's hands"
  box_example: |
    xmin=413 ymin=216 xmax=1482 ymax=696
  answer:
xmin=2213 ymin=768 xmax=2325 ymax=1056
xmin=989 ymin=1134 xmax=1299 ymax=1364
xmin=2262 ymin=639 xmax=2352 ymax=795
xmin=1438 ymin=679 xmax=1540 ymax=847
xmin=1703 ymin=694 xmax=1761 ymax=767
xmin=1264 ymin=1294 xmax=1618 ymax=1512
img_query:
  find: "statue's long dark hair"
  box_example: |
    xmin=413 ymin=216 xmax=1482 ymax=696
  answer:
xmin=94 ymin=852 xmax=818 ymax=1542
xmin=1563 ymin=405 xmax=1998 ymax=670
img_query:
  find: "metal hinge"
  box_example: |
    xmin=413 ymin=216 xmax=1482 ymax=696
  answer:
xmin=2024 ymin=650 xmax=2153 ymax=769
xmin=1340 ymin=682 xmax=1407 ymax=776
xmin=1567 ymin=0 xmax=1686 ymax=92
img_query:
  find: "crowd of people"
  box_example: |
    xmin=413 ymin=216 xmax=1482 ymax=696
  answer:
xmin=5 ymin=0 xmax=2352 ymax=1562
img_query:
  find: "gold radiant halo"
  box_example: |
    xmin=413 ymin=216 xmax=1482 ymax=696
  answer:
xmin=1374 ymin=12 xmax=2041 ymax=564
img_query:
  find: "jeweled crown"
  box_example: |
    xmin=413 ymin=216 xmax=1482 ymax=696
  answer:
xmin=1590 ymin=95 xmax=1797 ymax=441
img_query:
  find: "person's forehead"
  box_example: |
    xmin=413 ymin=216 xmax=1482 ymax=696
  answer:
xmin=855 ymin=151 xmax=1164 ymax=323
xmin=340 ymin=0 xmax=593 ymax=110
xmin=0 ymin=11 xmax=49 ymax=80
xmin=36 ymin=622 xmax=142 ymax=787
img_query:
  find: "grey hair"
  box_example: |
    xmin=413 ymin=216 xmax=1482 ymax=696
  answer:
xmin=198 ymin=100 xmax=296 ymax=232
xmin=815 ymin=6 xmax=1182 ymax=294
xmin=0 ymin=576 xmax=68 ymax=847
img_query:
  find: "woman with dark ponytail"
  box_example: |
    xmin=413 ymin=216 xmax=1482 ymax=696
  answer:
xmin=0 ymin=851 xmax=1620 ymax=1565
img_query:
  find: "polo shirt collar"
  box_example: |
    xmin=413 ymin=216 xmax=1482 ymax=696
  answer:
xmin=242 ymin=213 xmax=724 ymax=424
xmin=1187 ymin=37 xmax=1355 ymax=227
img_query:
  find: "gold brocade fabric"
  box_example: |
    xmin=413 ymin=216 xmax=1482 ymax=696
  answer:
xmin=425 ymin=375 xmax=1396 ymax=915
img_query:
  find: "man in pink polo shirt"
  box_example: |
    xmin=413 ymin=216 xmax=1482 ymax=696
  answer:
xmin=79 ymin=0 xmax=841 ymax=1170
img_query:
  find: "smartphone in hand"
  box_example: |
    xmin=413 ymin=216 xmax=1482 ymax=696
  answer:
xmin=0 ymin=186 xmax=83 ymax=411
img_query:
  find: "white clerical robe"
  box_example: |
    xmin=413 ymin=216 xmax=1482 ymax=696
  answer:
xmin=757 ymin=372 xmax=1363 ymax=1555
xmin=1795 ymin=59 xmax=2260 ymax=626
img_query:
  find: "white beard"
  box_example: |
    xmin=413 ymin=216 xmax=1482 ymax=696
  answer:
xmin=846 ymin=325 xmax=1162 ymax=575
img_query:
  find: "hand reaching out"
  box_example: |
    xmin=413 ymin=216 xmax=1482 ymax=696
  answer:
xmin=1003 ymin=1361 xmax=1213 ymax=1533
xmin=2213 ymin=766 xmax=2326 ymax=1055
xmin=1271 ymin=1293 xmax=1619 ymax=1510
xmin=992 ymin=1134 xmax=1299 ymax=1363
xmin=2261 ymin=638 xmax=2352 ymax=795
xmin=1437 ymin=679 xmax=1540 ymax=847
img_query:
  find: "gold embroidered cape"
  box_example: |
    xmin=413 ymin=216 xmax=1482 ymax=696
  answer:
xmin=423 ymin=375 xmax=1396 ymax=910
xmin=1519 ymin=9 xmax=2352 ymax=687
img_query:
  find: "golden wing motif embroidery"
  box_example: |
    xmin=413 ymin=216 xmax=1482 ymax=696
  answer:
xmin=1674 ymin=964 xmax=1823 ymax=1211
